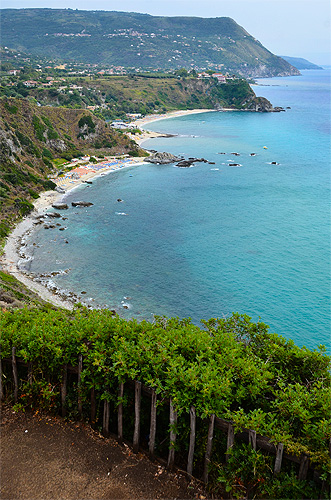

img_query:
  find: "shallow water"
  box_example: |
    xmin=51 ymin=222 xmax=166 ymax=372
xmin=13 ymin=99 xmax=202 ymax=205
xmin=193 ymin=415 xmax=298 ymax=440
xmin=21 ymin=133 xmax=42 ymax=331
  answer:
xmin=25 ymin=69 xmax=331 ymax=351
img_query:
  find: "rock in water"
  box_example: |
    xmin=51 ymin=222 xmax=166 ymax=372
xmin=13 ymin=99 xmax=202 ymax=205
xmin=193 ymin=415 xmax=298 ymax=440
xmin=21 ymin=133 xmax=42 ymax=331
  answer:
xmin=52 ymin=203 xmax=69 ymax=210
xmin=71 ymin=201 xmax=94 ymax=207
xmin=145 ymin=152 xmax=181 ymax=164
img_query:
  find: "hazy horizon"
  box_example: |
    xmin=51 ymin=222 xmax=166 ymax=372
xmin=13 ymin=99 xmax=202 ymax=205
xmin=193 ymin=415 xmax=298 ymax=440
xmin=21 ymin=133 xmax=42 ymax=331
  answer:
xmin=1 ymin=1 xmax=330 ymax=65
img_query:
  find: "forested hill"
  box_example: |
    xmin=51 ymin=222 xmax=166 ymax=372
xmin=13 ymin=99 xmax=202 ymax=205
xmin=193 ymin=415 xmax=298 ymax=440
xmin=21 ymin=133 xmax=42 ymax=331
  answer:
xmin=1 ymin=9 xmax=300 ymax=78
xmin=279 ymin=56 xmax=323 ymax=70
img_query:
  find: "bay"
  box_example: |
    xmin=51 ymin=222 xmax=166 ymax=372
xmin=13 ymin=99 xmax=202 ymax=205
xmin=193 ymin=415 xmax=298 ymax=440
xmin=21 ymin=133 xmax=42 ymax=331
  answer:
xmin=25 ymin=69 xmax=331 ymax=351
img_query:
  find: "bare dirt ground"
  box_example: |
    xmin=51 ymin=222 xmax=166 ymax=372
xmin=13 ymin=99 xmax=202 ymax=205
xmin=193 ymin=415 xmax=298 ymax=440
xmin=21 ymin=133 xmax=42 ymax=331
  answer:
xmin=0 ymin=406 xmax=209 ymax=500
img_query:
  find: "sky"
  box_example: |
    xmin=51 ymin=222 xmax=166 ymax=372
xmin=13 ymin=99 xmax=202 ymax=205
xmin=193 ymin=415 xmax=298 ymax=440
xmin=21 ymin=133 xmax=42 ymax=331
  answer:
xmin=1 ymin=0 xmax=330 ymax=65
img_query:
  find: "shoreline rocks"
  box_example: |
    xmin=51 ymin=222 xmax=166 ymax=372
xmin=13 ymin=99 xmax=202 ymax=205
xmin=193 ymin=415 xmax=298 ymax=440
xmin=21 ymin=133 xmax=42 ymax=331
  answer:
xmin=145 ymin=152 xmax=182 ymax=164
xmin=52 ymin=203 xmax=68 ymax=210
xmin=71 ymin=201 xmax=94 ymax=207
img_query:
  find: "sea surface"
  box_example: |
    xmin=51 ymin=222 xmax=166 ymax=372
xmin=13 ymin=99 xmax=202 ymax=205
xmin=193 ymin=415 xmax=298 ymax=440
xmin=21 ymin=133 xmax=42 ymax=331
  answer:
xmin=24 ymin=69 xmax=330 ymax=351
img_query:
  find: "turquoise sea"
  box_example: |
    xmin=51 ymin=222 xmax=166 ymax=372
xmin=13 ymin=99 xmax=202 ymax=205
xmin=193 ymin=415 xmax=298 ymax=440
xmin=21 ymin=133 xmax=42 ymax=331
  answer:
xmin=25 ymin=69 xmax=331 ymax=351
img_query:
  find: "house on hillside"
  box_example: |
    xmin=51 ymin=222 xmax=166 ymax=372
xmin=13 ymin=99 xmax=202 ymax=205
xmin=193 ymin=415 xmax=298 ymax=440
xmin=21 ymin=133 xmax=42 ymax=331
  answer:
xmin=23 ymin=80 xmax=38 ymax=87
xmin=212 ymin=73 xmax=227 ymax=83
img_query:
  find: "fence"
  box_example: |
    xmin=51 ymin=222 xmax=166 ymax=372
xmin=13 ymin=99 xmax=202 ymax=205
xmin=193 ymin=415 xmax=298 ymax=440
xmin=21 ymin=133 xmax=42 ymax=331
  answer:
xmin=0 ymin=348 xmax=327 ymax=494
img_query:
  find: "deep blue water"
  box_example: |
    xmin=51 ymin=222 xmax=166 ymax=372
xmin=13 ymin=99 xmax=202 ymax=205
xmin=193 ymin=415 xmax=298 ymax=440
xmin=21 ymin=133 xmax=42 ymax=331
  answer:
xmin=25 ymin=69 xmax=330 ymax=351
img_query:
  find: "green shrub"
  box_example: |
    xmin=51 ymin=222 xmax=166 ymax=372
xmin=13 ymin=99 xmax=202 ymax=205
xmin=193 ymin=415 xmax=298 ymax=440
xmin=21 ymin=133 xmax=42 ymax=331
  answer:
xmin=78 ymin=115 xmax=95 ymax=133
xmin=15 ymin=198 xmax=34 ymax=216
xmin=42 ymin=147 xmax=53 ymax=159
xmin=0 ymin=221 xmax=10 ymax=238
xmin=32 ymin=115 xmax=46 ymax=142
xmin=28 ymin=188 xmax=40 ymax=199
xmin=47 ymin=129 xmax=59 ymax=140
xmin=4 ymin=102 xmax=18 ymax=114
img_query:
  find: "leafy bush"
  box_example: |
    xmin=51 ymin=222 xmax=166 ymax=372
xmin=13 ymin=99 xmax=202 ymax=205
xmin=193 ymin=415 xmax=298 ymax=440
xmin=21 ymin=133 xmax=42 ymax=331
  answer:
xmin=78 ymin=115 xmax=95 ymax=133
xmin=42 ymin=179 xmax=56 ymax=190
xmin=32 ymin=115 xmax=46 ymax=142
xmin=28 ymin=188 xmax=39 ymax=199
xmin=0 ymin=221 xmax=10 ymax=238
xmin=0 ymin=309 xmax=329 ymax=496
xmin=4 ymin=102 xmax=18 ymax=114
xmin=47 ymin=129 xmax=59 ymax=140
xmin=42 ymin=147 xmax=53 ymax=159
xmin=42 ymin=156 xmax=53 ymax=168
xmin=14 ymin=198 xmax=34 ymax=216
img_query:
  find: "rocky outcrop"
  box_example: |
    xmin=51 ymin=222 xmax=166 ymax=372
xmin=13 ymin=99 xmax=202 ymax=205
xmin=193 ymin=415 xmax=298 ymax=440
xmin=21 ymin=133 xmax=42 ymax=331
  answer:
xmin=246 ymin=97 xmax=274 ymax=112
xmin=52 ymin=203 xmax=68 ymax=210
xmin=145 ymin=152 xmax=181 ymax=164
xmin=176 ymin=158 xmax=209 ymax=168
xmin=71 ymin=201 xmax=94 ymax=207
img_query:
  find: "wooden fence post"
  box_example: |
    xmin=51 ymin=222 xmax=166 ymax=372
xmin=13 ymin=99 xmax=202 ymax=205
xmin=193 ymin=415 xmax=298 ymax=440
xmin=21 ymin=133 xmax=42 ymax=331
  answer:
xmin=167 ymin=398 xmax=177 ymax=470
xmin=27 ymin=362 xmax=33 ymax=387
xmin=0 ymin=348 xmax=3 ymax=401
xmin=133 ymin=381 xmax=142 ymax=453
xmin=77 ymin=354 xmax=83 ymax=417
xmin=149 ymin=388 xmax=157 ymax=460
xmin=102 ymin=398 xmax=110 ymax=437
xmin=118 ymin=382 xmax=124 ymax=443
xmin=203 ymin=414 xmax=215 ymax=484
xmin=90 ymin=386 xmax=96 ymax=425
xmin=61 ymin=364 xmax=67 ymax=417
xmin=226 ymin=423 xmax=234 ymax=462
xmin=187 ymin=406 xmax=196 ymax=476
xmin=249 ymin=429 xmax=257 ymax=450
xmin=274 ymin=443 xmax=284 ymax=475
xmin=298 ymin=453 xmax=309 ymax=480
xmin=12 ymin=347 xmax=18 ymax=403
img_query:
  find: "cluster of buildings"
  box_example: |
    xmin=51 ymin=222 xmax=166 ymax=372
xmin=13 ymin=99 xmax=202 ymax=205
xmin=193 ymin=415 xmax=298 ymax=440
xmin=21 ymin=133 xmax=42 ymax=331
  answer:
xmin=198 ymin=72 xmax=227 ymax=83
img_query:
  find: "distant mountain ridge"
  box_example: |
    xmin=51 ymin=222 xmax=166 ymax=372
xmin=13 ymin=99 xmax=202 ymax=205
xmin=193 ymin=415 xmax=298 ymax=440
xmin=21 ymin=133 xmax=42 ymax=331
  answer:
xmin=279 ymin=56 xmax=323 ymax=70
xmin=0 ymin=9 xmax=300 ymax=78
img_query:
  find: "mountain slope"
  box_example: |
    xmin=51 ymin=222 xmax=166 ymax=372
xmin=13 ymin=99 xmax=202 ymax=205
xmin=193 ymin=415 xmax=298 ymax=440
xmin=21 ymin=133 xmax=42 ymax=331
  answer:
xmin=1 ymin=9 xmax=300 ymax=78
xmin=279 ymin=56 xmax=323 ymax=70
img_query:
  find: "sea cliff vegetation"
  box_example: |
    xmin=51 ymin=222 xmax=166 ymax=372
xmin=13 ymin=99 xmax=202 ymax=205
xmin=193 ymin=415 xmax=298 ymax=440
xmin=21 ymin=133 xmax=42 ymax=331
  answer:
xmin=0 ymin=308 xmax=330 ymax=498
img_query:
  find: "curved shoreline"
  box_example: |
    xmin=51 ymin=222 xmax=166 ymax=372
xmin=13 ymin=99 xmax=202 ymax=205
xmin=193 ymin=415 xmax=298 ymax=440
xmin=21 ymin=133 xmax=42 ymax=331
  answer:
xmin=1 ymin=107 xmax=215 ymax=310
xmin=0 ymin=160 xmax=147 ymax=310
xmin=130 ymin=108 xmax=216 ymax=146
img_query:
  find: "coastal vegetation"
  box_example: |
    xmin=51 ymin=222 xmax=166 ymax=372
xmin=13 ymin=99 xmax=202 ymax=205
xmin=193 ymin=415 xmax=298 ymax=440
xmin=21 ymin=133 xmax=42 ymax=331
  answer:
xmin=0 ymin=9 xmax=300 ymax=78
xmin=0 ymin=59 xmax=270 ymax=120
xmin=0 ymin=307 xmax=330 ymax=498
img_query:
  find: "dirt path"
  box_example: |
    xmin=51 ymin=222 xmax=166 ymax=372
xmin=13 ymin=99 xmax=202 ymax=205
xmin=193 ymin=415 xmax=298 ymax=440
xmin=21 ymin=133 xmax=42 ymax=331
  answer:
xmin=0 ymin=407 xmax=208 ymax=500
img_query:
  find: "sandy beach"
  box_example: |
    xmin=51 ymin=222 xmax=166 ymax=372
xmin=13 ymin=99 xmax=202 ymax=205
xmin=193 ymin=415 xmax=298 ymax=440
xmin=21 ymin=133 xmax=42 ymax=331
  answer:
xmin=1 ymin=108 xmax=215 ymax=310
xmin=0 ymin=157 xmax=147 ymax=310
xmin=130 ymin=108 xmax=216 ymax=146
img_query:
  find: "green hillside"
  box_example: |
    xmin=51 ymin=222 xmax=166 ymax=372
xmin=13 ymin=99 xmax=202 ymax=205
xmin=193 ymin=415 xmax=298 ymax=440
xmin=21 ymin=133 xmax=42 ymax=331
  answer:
xmin=279 ymin=56 xmax=323 ymax=70
xmin=0 ymin=9 xmax=300 ymax=78
xmin=0 ymin=97 xmax=144 ymax=242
